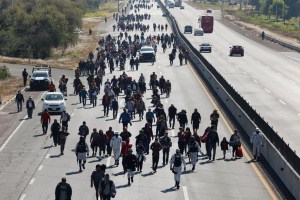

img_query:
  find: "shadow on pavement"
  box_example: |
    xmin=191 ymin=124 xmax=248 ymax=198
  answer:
xmin=9 ymin=111 xmax=19 ymax=114
xmin=66 ymin=171 xmax=81 ymax=176
xmin=50 ymin=154 xmax=61 ymax=158
xmin=245 ymin=159 xmax=257 ymax=164
xmin=112 ymin=171 xmax=125 ymax=176
xmin=141 ymin=171 xmax=154 ymax=177
xmin=96 ymin=116 xmax=106 ymax=119
xmin=224 ymin=158 xmax=237 ymax=162
xmin=199 ymin=160 xmax=212 ymax=165
xmin=216 ymin=158 xmax=224 ymax=161
xmin=106 ymin=165 xmax=116 ymax=169
xmin=43 ymin=145 xmax=52 ymax=149
xmin=105 ymin=118 xmax=115 ymax=121
xmin=88 ymin=159 xmax=101 ymax=163
xmin=19 ymin=118 xmax=29 ymax=121
xmin=115 ymin=184 xmax=129 ymax=189
xmin=161 ymin=187 xmax=177 ymax=193
xmin=33 ymin=133 xmax=45 ymax=137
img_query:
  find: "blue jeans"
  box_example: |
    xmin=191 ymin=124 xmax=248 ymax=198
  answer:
xmin=17 ymin=101 xmax=23 ymax=112
xmin=27 ymin=108 xmax=33 ymax=118
xmin=82 ymin=97 xmax=86 ymax=106
xmin=60 ymin=139 xmax=66 ymax=154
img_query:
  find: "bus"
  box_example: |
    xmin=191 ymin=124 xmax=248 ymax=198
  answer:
xmin=199 ymin=13 xmax=214 ymax=33
xmin=175 ymin=0 xmax=182 ymax=7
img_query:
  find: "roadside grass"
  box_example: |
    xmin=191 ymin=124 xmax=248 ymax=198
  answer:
xmin=227 ymin=10 xmax=300 ymax=41
xmin=187 ymin=1 xmax=239 ymax=10
xmin=0 ymin=76 xmax=23 ymax=104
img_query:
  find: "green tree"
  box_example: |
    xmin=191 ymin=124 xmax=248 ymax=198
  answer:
xmin=271 ymin=0 xmax=284 ymax=21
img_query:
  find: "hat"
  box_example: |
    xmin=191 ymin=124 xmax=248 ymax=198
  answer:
xmin=114 ymin=131 xmax=119 ymax=135
xmin=29 ymin=96 xmax=32 ymax=99
xmin=256 ymin=127 xmax=260 ymax=131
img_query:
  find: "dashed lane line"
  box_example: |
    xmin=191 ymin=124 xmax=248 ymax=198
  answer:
xmin=183 ymin=186 xmax=190 ymax=200
xmin=45 ymin=154 xmax=50 ymax=158
xmin=264 ymin=88 xmax=271 ymax=93
xmin=38 ymin=165 xmax=43 ymax=171
xmin=29 ymin=178 xmax=35 ymax=185
xmin=279 ymin=99 xmax=286 ymax=105
xmin=19 ymin=194 xmax=26 ymax=200
xmin=252 ymin=79 xmax=258 ymax=83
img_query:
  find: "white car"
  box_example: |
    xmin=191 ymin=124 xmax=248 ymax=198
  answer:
xmin=42 ymin=92 xmax=66 ymax=113
xmin=199 ymin=43 xmax=212 ymax=53
xmin=194 ymin=28 xmax=204 ymax=36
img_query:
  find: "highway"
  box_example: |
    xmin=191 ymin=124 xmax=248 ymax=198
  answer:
xmin=0 ymin=1 xmax=279 ymax=200
xmin=167 ymin=1 xmax=300 ymax=156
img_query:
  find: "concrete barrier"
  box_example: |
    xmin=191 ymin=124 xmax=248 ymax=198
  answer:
xmin=264 ymin=34 xmax=300 ymax=52
xmin=157 ymin=0 xmax=300 ymax=199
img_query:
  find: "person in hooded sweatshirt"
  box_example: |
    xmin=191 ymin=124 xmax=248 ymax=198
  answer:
xmin=75 ymin=136 xmax=89 ymax=172
xmin=110 ymin=132 xmax=122 ymax=166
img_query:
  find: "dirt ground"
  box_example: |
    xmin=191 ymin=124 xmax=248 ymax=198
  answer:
xmin=0 ymin=77 xmax=23 ymax=105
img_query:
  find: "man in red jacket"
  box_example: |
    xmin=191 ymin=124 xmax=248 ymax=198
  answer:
xmin=41 ymin=109 xmax=51 ymax=135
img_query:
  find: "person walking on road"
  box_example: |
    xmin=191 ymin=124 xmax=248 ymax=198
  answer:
xmin=15 ymin=90 xmax=24 ymax=112
xmin=91 ymin=164 xmax=105 ymax=200
xmin=106 ymin=127 xmax=114 ymax=156
xmin=78 ymin=121 xmax=89 ymax=139
xmin=177 ymin=127 xmax=185 ymax=154
xmin=58 ymin=126 xmax=69 ymax=155
xmin=41 ymin=109 xmax=51 ymax=135
xmin=207 ymin=126 xmax=219 ymax=161
xmin=188 ymin=136 xmax=202 ymax=171
xmin=169 ymin=53 xmax=174 ymax=66
xmin=110 ymin=132 xmax=122 ymax=166
xmin=111 ymin=98 xmax=119 ymax=119
xmin=80 ymin=87 xmax=88 ymax=107
xmin=160 ymin=131 xmax=172 ymax=166
xmin=229 ymin=129 xmax=241 ymax=159
xmin=220 ymin=137 xmax=229 ymax=159
xmin=145 ymin=108 xmax=155 ymax=127
xmin=168 ymin=104 xmax=177 ymax=129
xmin=60 ymin=110 xmax=71 ymax=131
xmin=250 ymin=128 xmax=264 ymax=161
xmin=150 ymin=137 xmax=162 ymax=172
xmin=191 ymin=109 xmax=201 ymax=131
xmin=210 ymin=109 xmax=220 ymax=130
xmin=178 ymin=51 xmax=184 ymax=66
xmin=75 ymin=136 xmax=89 ymax=172
xmin=22 ymin=68 xmax=28 ymax=87
xmin=177 ymin=109 xmax=188 ymax=129
xmin=136 ymin=98 xmax=146 ymax=121
xmin=136 ymin=142 xmax=145 ymax=172
xmin=98 ymin=174 xmax=116 ymax=200
xmin=50 ymin=119 xmax=61 ymax=146
xmin=102 ymin=92 xmax=111 ymax=117
xmin=170 ymin=149 xmax=186 ymax=189
xmin=90 ymin=128 xmax=100 ymax=156
xmin=26 ymin=96 xmax=35 ymax=119
xmin=119 ymin=108 xmax=132 ymax=128
xmin=55 ymin=177 xmax=72 ymax=200
xmin=124 ymin=148 xmax=137 ymax=186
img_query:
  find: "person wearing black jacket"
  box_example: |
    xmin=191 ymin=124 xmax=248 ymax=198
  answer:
xmin=124 ymin=148 xmax=137 ymax=186
xmin=168 ymin=104 xmax=177 ymax=129
xmin=207 ymin=126 xmax=219 ymax=161
xmin=55 ymin=177 xmax=72 ymax=200
xmin=26 ymin=96 xmax=35 ymax=119
xmin=15 ymin=90 xmax=24 ymax=112
xmin=191 ymin=109 xmax=201 ymax=131
xmin=177 ymin=110 xmax=188 ymax=129
xmin=50 ymin=119 xmax=61 ymax=146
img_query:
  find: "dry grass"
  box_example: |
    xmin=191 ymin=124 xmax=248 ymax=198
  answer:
xmin=0 ymin=76 xmax=23 ymax=104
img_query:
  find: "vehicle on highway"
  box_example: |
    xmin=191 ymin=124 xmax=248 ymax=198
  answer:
xmin=199 ymin=43 xmax=212 ymax=53
xmin=168 ymin=2 xmax=175 ymax=8
xmin=206 ymin=9 xmax=212 ymax=13
xmin=30 ymin=66 xmax=52 ymax=90
xmin=184 ymin=25 xmax=193 ymax=34
xmin=138 ymin=46 xmax=156 ymax=62
xmin=175 ymin=0 xmax=182 ymax=7
xmin=180 ymin=5 xmax=184 ymax=9
xmin=194 ymin=28 xmax=204 ymax=36
xmin=42 ymin=92 xmax=66 ymax=113
xmin=229 ymin=45 xmax=244 ymax=56
xmin=198 ymin=13 xmax=214 ymax=33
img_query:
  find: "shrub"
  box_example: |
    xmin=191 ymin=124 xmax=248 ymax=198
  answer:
xmin=0 ymin=66 xmax=11 ymax=80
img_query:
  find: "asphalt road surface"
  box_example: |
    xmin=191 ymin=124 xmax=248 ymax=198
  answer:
xmin=168 ymin=1 xmax=300 ymax=156
xmin=0 ymin=1 xmax=278 ymax=200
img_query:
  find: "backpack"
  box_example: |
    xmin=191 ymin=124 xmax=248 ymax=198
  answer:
xmin=174 ymin=155 xmax=182 ymax=167
xmin=201 ymin=132 xmax=209 ymax=143
xmin=101 ymin=180 xmax=116 ymax=197
xmin=77 ymin=143 xmax=87 ymax=153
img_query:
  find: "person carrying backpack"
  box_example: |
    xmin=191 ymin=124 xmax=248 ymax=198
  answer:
xmin=170 ymin=149 xmax=186 ymax=189
xmin=75 ymin=137 xmax=89 ymax=172
xmin=98 ymin=174 xmax=116 ymax=200
xmin=188 ymin=136 xmax=203 ymax=171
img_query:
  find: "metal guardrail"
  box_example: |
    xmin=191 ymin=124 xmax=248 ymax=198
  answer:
xmin=158 ymin=1 xmax=300 ymax=175
xmin=264 ymin=34 xmax=300 ymax=52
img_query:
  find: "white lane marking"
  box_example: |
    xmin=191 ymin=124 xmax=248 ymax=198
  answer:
xmin=297 ymin=114 xmax=300 ymax=117
xmin=252 ymin=79 xmax=258 ymax=83
xmin=264 ymin=88 xmax=271 ymax=93
xmin=284 ymin=55 xmax=300 ymax=62
xmin=0 ymin=116 xmax=27 ymax=152
xmin=71 ymin=113 xmax=74 ymax=116
xmin=243 ymin=72 xmax=247 ymax=75
xmin=0 ymin=91 xmax=46 ymax=153
xmin=159 ymin=71 xmax=162 ymax=75
xmin=106 ymin=156 xmax=111 ymax=166
xmin=45 ymin=154 xmax=50 ymax=158
xmin=38 ymin=165 xmax=43 ymax=171
xmin=19 ymin=194 xmax=26 ymax=200
xmin=158 ymin=65 xmax=161 ymax=68
xmin=165 ymin=99 xmax=168 ymax=104
xmin=234 ymin=66 xmax=239 ymax=69
xmin=183 ymin=186 xmax=190 ymax=200
xmin=29 ymin=178 xmax=35 ymax=185
xmin=279 ymin=99 xmax=286 ymax=105
xmin=171 ymin=130 xmax=176 ymax=137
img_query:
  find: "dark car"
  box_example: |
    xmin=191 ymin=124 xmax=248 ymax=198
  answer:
xmin=30 ymin=71 xmax=51 ymax=90
xmin=229 ymin=45 xmax=244 ymax=56
xmin=184 ymin=25 xmax=193 ymax=34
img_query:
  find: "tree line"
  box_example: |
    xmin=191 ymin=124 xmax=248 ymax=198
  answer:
xmin=0 ymin=0 xmax=86 ymax=59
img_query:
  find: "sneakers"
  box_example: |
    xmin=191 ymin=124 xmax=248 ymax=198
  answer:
xmin=82 ymin=164 xmax=85 ymax=169
xmin=192 ymin=165 xmax=195 ymax=171
xmin=131 ymin=177 xmax=134 ymax=183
